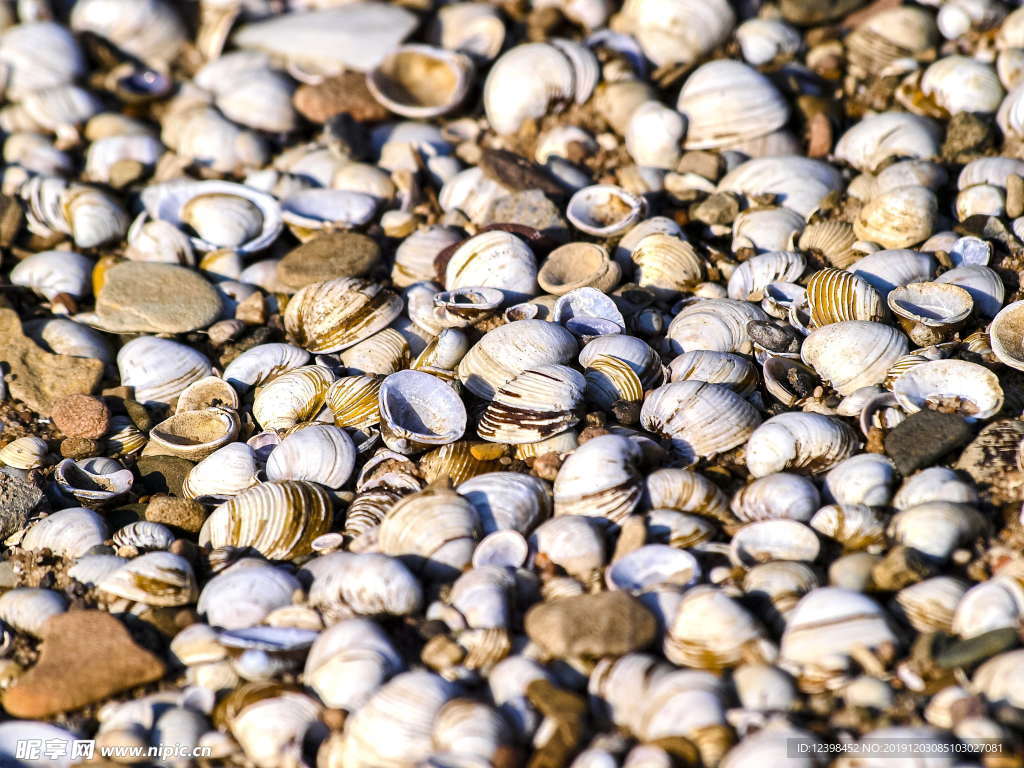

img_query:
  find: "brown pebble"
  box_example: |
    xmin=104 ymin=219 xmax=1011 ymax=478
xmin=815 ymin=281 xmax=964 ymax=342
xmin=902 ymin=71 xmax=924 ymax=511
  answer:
xmin=524 ymin=591 xmax=658 ymax=658
xmin=145 ymin=495 xmax=208 ymax=535
xmin=235 ymin=291 xmax=266 ymax=325
xmin=807 ymin=111 xmax=833 ymax=158
xmin=676 ymin=150 xmax=723 ymax=181
xmin=322 ymin=708 xmax=348 ymax=731
xmin=532 ymin=452 xmax=562 ymax=482
xmin=60 ymin=437 xmax=101 ymax=460
xmin=293 ymin=72 xmax=390 ymax=123
xmin=3 ymin=611 xmax=165 ymax=718
xmin=1008 ymin=174 xmax=1024 ymax=220
xmin=276 ymin=232 xmax=382 ymax=290
xmin=612 ymin=515 xmax=647 ymax=562
xmin=51 ymin=393 xmax=110 ymax=439
xmin=123 ymin=399 xmax=153 ymax=432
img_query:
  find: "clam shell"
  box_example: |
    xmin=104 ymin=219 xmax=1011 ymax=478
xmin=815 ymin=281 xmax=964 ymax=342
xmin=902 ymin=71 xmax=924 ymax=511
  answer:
xmin=553 ymin=434 xmax=643 ymax=524
xmin=182 ymin=442 xmax=260 ymax=502
xmin=252 ymin=365 xmax=336 ymax=431
xmin=478 ymin=364 xmax=585 ymax=444
xmin=538 ymin=242 xmax=620 ymax=296
xmin=266 ymin=424 xmax=357 ymax=488
xmin=835 ymin=112 xmax=943 ymax=173
xmin=379 ymin=370 xmax=467 ymax=454
xmin=197 ymin=561 xmax=301 ymax=630
xmin=731 ymin=473 xmax=820 ymax=523
xmin=223 ymin=343 xmax=311 ymax=393
xmin=566 ymin=185 xmax=645 ymax=237
xmin=148 ymin=407 xmax=240 ymax=461
xmin=284 ymin=277 xmax=403 ymax=354
xmin=727 ymin=251 xmax=805 ymax=302
xmin=641 ymin=468 xmax=733 ymax=524
xmin=805 ymin=268 xmax=886 ymax=327
xmin=367 ymin=45 xmax=473 ymax=119
xmin=731 ymin=520 xmax=820 ymax=566
xmin=801 ymin=320 xmax=909 ymax=396
xmin=0 ymin=588 xmax=67 ymax=636
xmin=98 ymin=551 xmax=198 ymax=607
xmin=326 ymin=375 xmax=382 ymax=430
xmin=988 ymin=299 xmax=1024 ymax=370
xmin=54 ymin=457 xmax=134 ymax=506
xmin=20 ymin=507 xmax=107 ymax=558
xmin=892 ymin=359 xmax=1003 ymax=421
xmin=199 ymin=481 xmax=333 ymax=561
xmin=483 ymin=42 xmax=577 ymax=135
xmin=117 ymin=336 xmax=212 ymax=407
xmin=458 ymin=472 xmax=552 ymax=535
xmin=631 ymin=234 xmax=704 ymax=300
xmin=663 ymin=585 xmax=769 ymax=669
xmin=458 ymin=320 xmax=578 ymax=400
xmin=746 ymin=412 xmax=860 ymax=477
xmin=665 ymin=299 xmax=768 ymax=356
xmin=607 ymin=544 xmax=701 ymax=592
xmin=304 ymin=618 xmax=405 ymax=711
xmin=0 ymin=437 xmax=47 ymax=470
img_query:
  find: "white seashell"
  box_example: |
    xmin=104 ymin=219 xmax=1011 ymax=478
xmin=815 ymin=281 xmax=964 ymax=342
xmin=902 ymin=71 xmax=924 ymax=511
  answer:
xmin=955 ymin=183 xmax=1005 ymax=220
xmin=630 ymin=234 xmax=703 ymax=301
xmin=265 ymin=424 xmax=356 ymax=488
xmin=0 ymin=21 xmax=85 ymax=99
xmin=663 ymin=585 xmax=769 ymax=669
xmin=988 ymin=299 xmax=1024 ymax=371
xmin=62 ymin=185 xmax=129 ymax=249
xmin=920 ymin=56 xmax=1004 ymax=115
xmin=0 ymin=588 xmax=67 ymax=636
xmin=305 ymin=551 xmax=423 ymax=617
xmin=0 ymin=436 xmax=47 ymax=470
xmin=379 ymin=370 xmax=467 ymax=454
xmin=449 ymin=565 xmax=516 ymax=629
xmin=70 ymin=0 xmax=185 ymax=64
xmin=176 ymin=376 xmax=239 ymax=414
xmin=641 ymin=381 xmax=762 ymax=464
xmin=98 ymin=552 xmax=197 ymax=607
xmin=478 ymin=364 xmax=585 ymax=445
xmin=457 ymin=472 xmax=551 ymax=535
xmin=848 ymin=249 xmax=936 ymax=300
xmin=444 ymin=231 xmax=539 ymax=305
xmin=731 ymin=473 xmax=820 ymax=523
xmin=728 ymin=251 xmax=805 ymax=302
xmin=810 ymin=504 xmax=887 ymax=551
xmin=67 ymin=554 xmax=128 ymax=588
xmin=438 ymin=167 xmax=509 ymax=225
xmin=432 ymin=2 xmax=505 ymax=61
xmin=895 ymin=576 xmax=968 ymax=634
xmin=367 ymin=45 xmax=473 ymax=119
xmin=892 ymin=359 xmax=1003 ymax=421
xmin=111 ymin=520 xmax=175 ymax=555
xmin=665 ymin=299 xmax=768 ymax=356
xmin=823 ymin=453 xmax=898 ymax=508
xmin=197 ymin=560 xmax=301 ymax=630
xmin=641 ymin=467 xmax=732 ymax=523
xmin=200 ymin=480 xmax=333 ymax=561
xmin=284 ymin=278 xmax=403 ymax=355
xmin=230 ymin=690 xmax=322 ymax=768
xmin=888 ymin=501 xmax=986 ymax=561
xmin=0 ymin=84 xmax=103 ymax=134
xmin=935 ymin=264 xmax=1004 ymax=318
xmin=735 ymin=18 xmax=801 ymax=66
xmin=746 ymin=412 xmax=860 ymax=478
xmin=835 ymin=112 xmax=943 ymax=173
xmin=222 ymin=343 xmax=310 ymax=393
xmin=458 ymin=320 xmax=578 ymax=400
xmin=472 ymin=529 xmax=530 ymax=569
xmin=953 ymin=576 xmax=1024 ymax=638
xmin=854 ymin=185 xmax=937 ymax=250
xmin=281 ymin=188 xmax=378 ymax=236
xmin=20 ymin=507 xmax=107 ymax=558
xmin=801 ymin=321 xmax=909 ymax=395
xmin=614 ymin=0 xmax=733 ymax=68
xmin=719 ymin=156 xmax=844 ymax=220
xmin=607 ymin=544 xmax=700 ymax=592
xmin=483 ymin=42 xmax=583 ymax=135
xmin=182 ymin=442 xmax=260 ymax=502
xmin=393 ymin=226 xmax=463 ymax=288
xmin=304 ymin=617 xmax=404 ymax=710
xmin=567 ymin=184 xmax=645 ymax=237
xmin=893 ymin=467 xmax=978 ymax=510
xmin=23 ymin=318 xmax=113 ymax=363
xmin=731 ymin=206 xmax=805 ymax=254
xmin=731 ymin=520 xmax=820 ymax=566
xmin=54 ymin=457 xmax=134 ymax=506
xmin=676 ymin=60 xmax=789 ymax=150
xmin=667 ymin=350 xmax=757 ymax=396
xmin=10 ymin=250 xmax=93 ymax=300
xmin=625 ymin=101 xmax=686 ymax=170
xmin=148 ymin=407 xmax=240 ymax=461
xmin=553 ymin=434 xmax=643 ymax=525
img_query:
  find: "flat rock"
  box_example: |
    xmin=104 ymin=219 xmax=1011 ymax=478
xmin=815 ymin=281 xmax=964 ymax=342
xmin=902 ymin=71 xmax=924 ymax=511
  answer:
xmin=137 ymin=456 xmax=195 ymax=497
xmin=484 ymin=190 xmax=569 ymax=242
xmin=51 ymin=394 xmax=110 ymax=439
xmin=94 ymin=262 xmax=222 ymax=334
xmin=0 ymin=309 xmax=103 ymax=417
xmin=479 ymin=149 xmax=565 ymax=196
xmin=145 ymin=495 xmax=207 ymax=534
xmin=276 ymin=232 xmax=381 ymax=289
xmin=0 ymin=473 xmax=43 ymax=538
xmin=524 ymin=591 xmax=657 ymax=658
xmin=3 ymin=610 xmax=165 ymax=718
xmin=293 ymin=72 xmax=390 ymax=123
xmin=884 ymin=409 xmax=973 ymax=476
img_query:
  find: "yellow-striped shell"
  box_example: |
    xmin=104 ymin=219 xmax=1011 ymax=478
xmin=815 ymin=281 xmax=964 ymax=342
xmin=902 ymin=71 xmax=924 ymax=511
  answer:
xmin=630 ymin=234 xmax=704 ymax=300
xmin=584 ymin=354 xmax=644 ymax=413
xmin=883 ymin=353 xmax=931 ymax=389
xmin=326 ymin=375 xmax=382 ymax=430
xmin=199 ymin=480 xmax=333 ymax=560
xmin=0 ymin=437 xmax=48 ymax=469
xmin=798 ymin=221 xmax=859 ymax=269
xmin=805 ymin=267 xmax=886 ymax=327
xmin=284 ymin=277 xmax=403 ymax=354
xmin=419 ymin=441 xmax=506 ymax=485
xmin=252 ymin=365 xmax=336 ymax=431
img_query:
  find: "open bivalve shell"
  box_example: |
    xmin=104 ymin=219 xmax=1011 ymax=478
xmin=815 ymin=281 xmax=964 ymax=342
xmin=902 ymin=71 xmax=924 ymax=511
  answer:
xmin=367 ymin=45 xmax=474 ymax=119
xmin=567 ymin=185 xmax=645 ymax=237
xmin=988 ymin=299 xmax=1024 ymax=371
xmin=477 ymin=364 xmax=585 ymax=445
xmin=378 ymin=370 xmax=467 ymax=455
xmin=148 ymin=407 xmax=240 ymax=462
xmin=54 ymin=457 xmax=133 ymax=506
xmin=891 ymin=360 xmax=1004 ymax=421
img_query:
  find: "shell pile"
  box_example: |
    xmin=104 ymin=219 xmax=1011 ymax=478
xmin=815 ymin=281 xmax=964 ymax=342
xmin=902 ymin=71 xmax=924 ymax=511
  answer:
xmin=8 ymin=0 xmax=1024 ymax=766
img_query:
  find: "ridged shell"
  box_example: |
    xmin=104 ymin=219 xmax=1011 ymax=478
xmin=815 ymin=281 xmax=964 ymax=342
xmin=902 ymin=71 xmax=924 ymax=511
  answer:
xmin=199 ymin=481 xmax=333 ymax=561
xmin=483 ymin=43 xmax=577 ymax=135
xmin=284 ymin=278 xmax=403 ymax=354
xmin=148 ymin=407 xmax=240 ymax=462
xmin=663 ymin=585 xmax=769 ymax=669
xmin=457 ymin=472 xmax=552 ymax=535
xmin=305 ymin=551 xmax=423 ymax=617
xmin=801 ymin=321 xmax=909 ymax=395
xmin=326 ymin=376 xmax=382 ymax=430
xmin=746 ymin=412 xmax=860 ymax=477
xmin=478 ymin=364 xmax=585 ymax=444
xmin=892 ymin=359 xmax=1003 ymax=421
xmin=379 ymin=370 xmax=467 ymax=454
xmin=266 ymin=425 xmax=357 ymax=488
xmin=116 ymin=336 xmax=212 ymax=406
xmin=731 ymin=520 xmax=821 ymax=566
xmin=303 ymin=618 xmax=405 ymax=711
xmin=667 ymin=350 xmax=758 ymax=396
xmin=252 ymin=365 xmax=336 ymax=431
xmin=641 ymin=381 xmax=762 ymax=464
xmin=98 ymin=551 xmax=197 ymax=607
xmin=182 ymin=443 xmax=260 ymax=502
xmin=0 ymin=437 xmax=47 ymax=470
xmin=641 ymin=468 xmax=733 ymax=524
xmin=805 ymin=268 xmax=886 ymax=327
xmin=20 ymin=507 xmax=107 ymax=558
xmin=664 ymin=299 xmax=768 ymax=356
xmin=631 ymin=234 xmax=704 ymax=300
xmin=731 ymin=473 xmax=820 ymax=523
xmin=222 ymin=343 xmax=310 ymax=393
xmin=444 ymin=231 xmax=538 ymax=306
xmin=727 ymin=251 xmax=805 ymax=302
xmin=553 ymin=434 xmax=643 ymax=524
xmin=835 ymin=112 xmax=943 ymax=173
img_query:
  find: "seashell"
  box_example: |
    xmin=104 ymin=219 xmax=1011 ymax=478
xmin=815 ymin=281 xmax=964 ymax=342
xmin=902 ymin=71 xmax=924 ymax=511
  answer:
xmin=20 ymin=507 xmax=107 ymax=558
xmin=762 ymin=357 xmax=817 ymax=407
xmin=304 ymin=618 xmax=405 ymax=710
xmin=665 ymin=299 xmax=768 ymax=356
xmin=676 ymin=60 xmax=789 ymax=151
xmin=472 ymin=528 xmax=531 ymax=570
xmin=367 ymin=45 xmax=473 ymax=119
xmin=252 ymin=365 xmax=336 ymax=431
xmin=200 ymin=481 xmax=333 ymax=561
xmin=731 ymin=207 xmax=805 ymax=254
xmin=888 ymin=502 xmax=986 ymax=561
xmin=458 ymin=320 xmax=578 ymax=400
xmin=952 ymin=576 xmax=1024 ymax=639
xmin=0 ymin=436 xmax=47 ymax=470
xmin=718 ymin=156 xmax=843 ymax=220
xmin=801 ymin=321 xmax=909 ymax=395
xmin=483 ymin=42 xmax=586 ymax=135
xmin=0 ymin=21 xmax=85 ymax=99
xmin=727 ymin=251 xmax=805 ymax=302
xmin=148 ymin=407 xmax=240 ymax=461
xmin=117 ymin=336 xmax=212 ymax=407
xmin=530 ymin=516 xmax=606 ymax=583
xmin=305 ymin=551 xmax=423 ymax=617
xmin=176 ymin=376 xmax=239 ymax=413
xmin=630 ymin=234 xmax=704 ymax=300
xmin=625 ymin=101 xmax=686 ymax=170
xmin=746 ymin=412 xmax=860 ymax=477
xmin=835 ymin=112 xmax=943 ymax=173
xmin=614 ymin=216 xmax=685 ymax=276
xmin=23 ymin=317 xmax=113 ymax=363
xmin=438 ymin=167 xmax=510 ymax=225
xmin=988 ymin=299 xmax=1024 ymax=371
xmin=845 ymin=5 xmax=938 ymax=75
xmin=458 ymin=472 xmax=551 ymax=535
xmin=111 ymin=521 xmax=175 ymax=555
xmin=432 ymin=2 xmax=505 ymax=61
xmin=70 ymin=0 xmax=185 ymax=65
xmin=198 ymin=560 xmax=301 ymax=630
xmin=579 ymin=334 xmax=663 ymax=389
xmin=378 ymin=370 xmax=467 ymax=455
xmin=731 ymin=473 xmax=820 ymax=523
xmin=427 ymin=286 xmax=505 ymax=332
xmin=847 ymin=250 xmax=937 ymax=302
xmin=449 ymin=565 xmax=516 ymax=629
xmin=607 ymin=545 xmax=701 ymax=592
xmin=379 ymin=482 xmax=479 ymax=581
xmin=955 ymin=183 xmax=1005 ymax=220
xmin=538 ymin=242 xmax=620 ymax=296
xmin=61 ymin=185 xmax=129 ymax=249
xmin=229 ymin=688 xmax=322 ymax=768
xmin=443 ymin=230 xmax=539 ymax=306
xmin=895 ymin=576 xmax=968 ymax=633
xmin=823 ymin=453 xmax=898 ymax=508
xmin=338 ymin=670 xmax=458 ymax=768
xmin=10 ymin=250 xmax=93 ymax=300
xmin=222 ymin=343 xmax=310 ymax=393
xmin=280 ymin=188 xmax=378 ymax=238
xmin=182 ymin=442 xmax=260 ymax=502
xmin=84 ymin=134 xmax=164 ymax=185
xmin=478 ymin=364 xmax=585 ymax=444
xmin=553 ymin=286 xmax=626 ymax=334
xmin=584 ymin=354 xmax=644 ymax=419
xmin=284 ymin=276 xmax=403 ymax=352
xmin=804 ymin=268 xmax=886 ymax=327
xmin=735 ymin=18 xmax=802 ymax=66
xmin=809 ymin=504 xmax=887 ymax=551
xmin=0 ymin=588 xmax=67 ymax=636
xmin=641 ymin=381 xmax=762 ymax=464
xmin=553 ymin=434 xmax=643 ymax=525
xmin=731 ymin=520 xmax=821 ymax=566
xmin=98 ymin=551 xmax=197 ymax=607
xmin=0 ymin=84 xmax=103 ymax=134
xmin=68 ymin=555 xmax=129 ymax=588
xmin=139 ymin=180 xmax=281 ymax=254
xmin=892 ymin=359 xmax=1003 ymax=421
xmin=326 ymin=375 xmax=382 ymax=431
xmin=614 ymin=0 xmax=734 ymax=68
xmin=54 ymin=457 xmax=134 ymax=506
xmin=266 ymin=424 xmax=357 ymax=488
xmin=854 ymin=185 xmax=938 ymax=250
xmin=567 ymin=184 xmax=645 ymax=237
xmin=935 ymin=265 xmax=1003 ymax=319
xmin=663 ymin=585 xmax=770 ymax=669
xmin=919 ymin=56 xmax=1004 ymax=117
xmin=641 ymin=468 xmax=732 ymax=524
xmin=893 ymin=467 xmax=978 ymax=510
xmin=780 ymin=588 xmax=898 ymax=692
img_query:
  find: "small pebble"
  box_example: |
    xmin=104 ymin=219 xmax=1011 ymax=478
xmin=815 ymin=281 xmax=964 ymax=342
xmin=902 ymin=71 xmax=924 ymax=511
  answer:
xmin=293 ymin=72 xmax=390 ymax=123
xmin=484 ymin=190 xmax=569 ymax=241
xmin=59 ymin=437 xmax=100 ymax=460
xmin=0 ymin=473 xmax=42 ymax=539
xmin=934 ymin=627 xmax=1019 ymax=670
xmin=524 ymin=591 xmax=657 ymax=658
xmin=145 ymin=495 xmax=208 ymax=535
xmin=50 ymin=394 xmax=110 ymax=439
xmin=747 ymin=320 xmax=801 ymax=353
xmin=885 ymin=410 xmax=974 ymax=476
xmin=276 ymin=232 xmax=381 ymax=290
